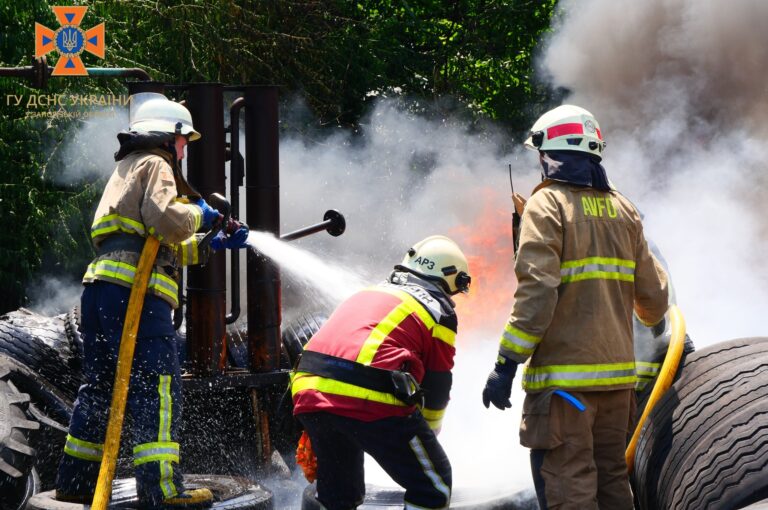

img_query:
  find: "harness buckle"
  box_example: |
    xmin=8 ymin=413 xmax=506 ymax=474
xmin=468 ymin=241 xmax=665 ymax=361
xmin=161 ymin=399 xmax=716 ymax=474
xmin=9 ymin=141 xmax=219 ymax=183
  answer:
xmin=390 ymin=370 xmax=424 ymax=407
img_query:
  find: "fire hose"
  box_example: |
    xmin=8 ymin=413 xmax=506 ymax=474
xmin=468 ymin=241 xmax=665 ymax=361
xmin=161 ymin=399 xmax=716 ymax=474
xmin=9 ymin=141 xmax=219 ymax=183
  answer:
xmin=625 ymin=304 xmax=686 ymax=473
xmin=92 ymin=235 xmax=160 ymax=510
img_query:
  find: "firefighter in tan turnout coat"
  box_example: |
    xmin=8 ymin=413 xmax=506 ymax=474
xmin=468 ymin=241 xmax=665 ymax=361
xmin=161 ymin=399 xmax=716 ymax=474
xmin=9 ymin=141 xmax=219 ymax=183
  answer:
xmin=482 ymin=105 xmax=669 ymax=509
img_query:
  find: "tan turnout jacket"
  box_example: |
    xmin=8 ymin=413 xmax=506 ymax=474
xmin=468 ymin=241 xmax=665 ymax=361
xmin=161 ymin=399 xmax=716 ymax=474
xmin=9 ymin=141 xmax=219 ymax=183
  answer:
xmin=499 ymin=180 xmax=669 ymax=393
xmin=82 ymin=150 xmax=205 ymax=308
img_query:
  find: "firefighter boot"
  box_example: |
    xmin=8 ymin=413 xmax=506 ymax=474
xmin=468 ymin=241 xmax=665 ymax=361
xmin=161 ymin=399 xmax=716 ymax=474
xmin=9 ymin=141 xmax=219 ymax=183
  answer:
xmin=161 ymin=488 xmax=214 ymax=508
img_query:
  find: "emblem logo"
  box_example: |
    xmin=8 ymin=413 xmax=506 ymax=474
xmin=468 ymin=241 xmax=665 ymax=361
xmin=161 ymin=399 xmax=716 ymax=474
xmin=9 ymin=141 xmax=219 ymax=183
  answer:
xmin=584 ymin=120 xmax=596 ymax=133
xmin=35 ymin=6 xmax=105 ymax=76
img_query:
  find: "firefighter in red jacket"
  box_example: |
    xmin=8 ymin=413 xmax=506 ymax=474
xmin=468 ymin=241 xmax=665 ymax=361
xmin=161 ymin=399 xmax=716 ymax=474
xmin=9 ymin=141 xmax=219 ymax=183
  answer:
xmin=292 ymin=235 xmax=471 ymax=510
xmin=482 ymin=105 xmax=669 ymax=510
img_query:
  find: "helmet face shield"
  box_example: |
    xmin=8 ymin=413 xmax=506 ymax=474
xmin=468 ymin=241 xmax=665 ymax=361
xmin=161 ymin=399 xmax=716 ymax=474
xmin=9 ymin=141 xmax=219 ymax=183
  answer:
xmin=398 ymin=235 xmax=471 ymax=295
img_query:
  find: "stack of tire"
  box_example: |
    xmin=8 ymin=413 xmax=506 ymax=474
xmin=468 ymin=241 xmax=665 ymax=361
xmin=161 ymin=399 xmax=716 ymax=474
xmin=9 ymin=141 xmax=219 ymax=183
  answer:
xmin=633 ymin=337 xmax=768 ymax=510
xmin=0 ymin=307 xmax=81 ymax=510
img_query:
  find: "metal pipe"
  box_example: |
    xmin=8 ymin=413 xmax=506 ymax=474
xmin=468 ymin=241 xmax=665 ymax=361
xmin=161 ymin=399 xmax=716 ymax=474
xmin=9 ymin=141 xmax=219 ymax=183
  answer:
xmin=0 ymin=58 xmax=151 ymax=89
xmin=83 ymin=68 xmax=151 ymax=80
xmin=226 ymin=97 xmax=245 ymax=325
xmin=244 ymin=86 xmax=281 ymax=372
xmin=280 ymin=210 xmax=346 ymax=241
xmin=185 ymin=83 xmax=227 ymax=377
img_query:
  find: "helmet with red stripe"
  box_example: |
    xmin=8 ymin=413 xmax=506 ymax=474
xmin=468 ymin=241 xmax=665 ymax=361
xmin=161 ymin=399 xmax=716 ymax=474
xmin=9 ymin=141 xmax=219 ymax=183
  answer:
xmin=524 ymin=104 xmax=605 ymax=160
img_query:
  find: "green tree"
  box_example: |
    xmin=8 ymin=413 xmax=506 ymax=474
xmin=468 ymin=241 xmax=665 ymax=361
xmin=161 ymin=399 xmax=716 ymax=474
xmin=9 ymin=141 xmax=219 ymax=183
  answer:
xmin=0 ymin=0 xmax=557 ymax=314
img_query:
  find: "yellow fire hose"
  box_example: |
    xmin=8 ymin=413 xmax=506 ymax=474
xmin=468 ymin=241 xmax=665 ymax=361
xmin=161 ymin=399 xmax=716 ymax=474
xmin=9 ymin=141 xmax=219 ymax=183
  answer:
xmin=625 ymin=304 xmax=686 ymax=474
xmin=92 ymin=236 xmax=160 ymax=510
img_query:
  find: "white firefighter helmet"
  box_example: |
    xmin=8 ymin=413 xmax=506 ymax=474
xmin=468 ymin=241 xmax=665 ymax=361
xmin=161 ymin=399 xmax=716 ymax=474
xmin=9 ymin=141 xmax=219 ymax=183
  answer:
xmin=129 ymin=95 xmax=201 ymax=141
xmin=397 ymin=235 xmax=471 ymax=295
xmin=524 ymin=104 xmax=605 ymax=159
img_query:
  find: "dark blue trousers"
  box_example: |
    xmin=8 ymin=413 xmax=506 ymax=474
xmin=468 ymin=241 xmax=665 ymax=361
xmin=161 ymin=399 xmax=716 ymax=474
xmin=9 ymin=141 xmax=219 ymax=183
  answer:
xmin=56 ymin=281 xmax=185 ymax=506
xmin=298 ymin=411 xmax=452 ymax=510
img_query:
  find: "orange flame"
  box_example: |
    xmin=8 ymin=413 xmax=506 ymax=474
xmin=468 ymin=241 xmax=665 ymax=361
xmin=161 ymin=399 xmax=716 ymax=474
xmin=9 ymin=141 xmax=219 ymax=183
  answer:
xmin=450 ymin=188 xmax=518 ymax=339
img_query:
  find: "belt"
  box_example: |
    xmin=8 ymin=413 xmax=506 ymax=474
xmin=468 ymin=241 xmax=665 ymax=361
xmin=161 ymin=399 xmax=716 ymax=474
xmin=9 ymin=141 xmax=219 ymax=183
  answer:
xmin=296 ymin=350 xmax=424 ymax=406
xmin=97 ymin=234 xmax=177 ymax=270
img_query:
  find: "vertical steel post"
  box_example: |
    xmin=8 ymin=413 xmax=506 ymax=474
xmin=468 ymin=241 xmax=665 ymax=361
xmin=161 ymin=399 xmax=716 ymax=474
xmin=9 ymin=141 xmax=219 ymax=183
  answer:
xmin=185 ymin=83 xmax=227 ymax=376
xmin=244 ymin=86 xmax=282 ymax=371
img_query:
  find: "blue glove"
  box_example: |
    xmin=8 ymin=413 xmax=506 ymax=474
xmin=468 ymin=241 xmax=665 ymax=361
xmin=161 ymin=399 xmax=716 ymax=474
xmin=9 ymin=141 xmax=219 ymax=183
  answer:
xmin=210 ymin=226 xmax=250 ymax=251
xmin=482 ymin=355 xmax=518 ymax=410
xmin=195 ymin=198 xmax=221 ymax=230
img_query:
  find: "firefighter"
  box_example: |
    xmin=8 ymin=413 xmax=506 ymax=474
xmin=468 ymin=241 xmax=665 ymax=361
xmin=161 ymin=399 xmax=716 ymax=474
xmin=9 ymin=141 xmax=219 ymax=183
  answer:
xmin=481 ymin=105 xmax=669 ymax=510
xmin=292 ymin=235 xmax=471 ymax=510
xmin=55 ymin=95 xmax=249 ymax=508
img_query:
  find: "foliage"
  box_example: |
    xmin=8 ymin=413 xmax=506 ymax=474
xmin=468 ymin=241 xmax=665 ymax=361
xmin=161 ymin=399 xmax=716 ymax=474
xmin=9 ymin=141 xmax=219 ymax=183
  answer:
xmin=0 ymin=0 xmax=557 ymax=313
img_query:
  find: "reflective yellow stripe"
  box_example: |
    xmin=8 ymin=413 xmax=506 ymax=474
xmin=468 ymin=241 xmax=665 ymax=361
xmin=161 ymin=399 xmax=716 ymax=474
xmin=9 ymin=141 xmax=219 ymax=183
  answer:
xmin=560 ymin=257 xmax=636 ymax=284
xmin=158 ymin=375 xmax=172 ymax=442
xmin=500 ymin=324 xmax=541 ymax=357
xmin=356 ymin=301 xmax=414 ymax=365
xmin=523 ymin=362 xmax=637 ymax=391
xmin=635 ymin=361 xmax=660 ymax=378
xmin=85 ymin=259 xmax=178 ymax=305
xmin=432 ymin=324 xmax=455 ymax=346
xmin=421 ymin=407 xmax=445 ymax=431
xmin=63 ymin=434 xmax=104 ymax=462
xmin=91 ymin=213 xmax=145 ymax=238
xmin=160 ymin=460 xmax=177 ymax=498
xmin=291 ymin=372 xmax=408 ymax=407
xmin=178 ymin=236 xmax=199 ymax=266
xmin=133 ymin=441 xmax=180 ymax=465
xmin=357 ymin=287 xmax=454 ymax=365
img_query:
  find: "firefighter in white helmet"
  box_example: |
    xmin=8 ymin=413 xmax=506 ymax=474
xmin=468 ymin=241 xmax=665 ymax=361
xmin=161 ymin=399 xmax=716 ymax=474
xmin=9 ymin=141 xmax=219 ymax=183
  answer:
xmin=482 ymin=105 xmax=669 ymax=510
xmin=56 ymin=95 xmax=247 ymax=508
xmin=292 ymin=235 xmax=470 ymax=510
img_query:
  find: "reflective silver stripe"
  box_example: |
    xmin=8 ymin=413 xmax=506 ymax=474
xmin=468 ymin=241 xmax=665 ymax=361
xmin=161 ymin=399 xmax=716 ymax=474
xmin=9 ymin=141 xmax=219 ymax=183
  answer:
xmin=91 ymin=214 xmax=145 ymax=238
xmin=560 ymin=263 xmax=635 ymax=278
xmin=500 ymin=324 xmax=540 ymax=358
xmin=408 ymin=436 xmax=450 ymax=508
xmin=636 ymin=362 xmax=660 ymax=377
xmin=158 ymin=375 xmax=172 ymax=442
xmin=133 ymin=443 xmax=180 ymax=465
xmin=63 ymin=434 xmax=104 ymax=462
xmin=523 ymin=363 xmax=637 ymax=391
xmin=160 ymin=460 xmax=176 ymax=498
xmin=84 ymin=259 xmax=179 ymax=305
xmin=179 ymin=237 xmax=198 ymax=266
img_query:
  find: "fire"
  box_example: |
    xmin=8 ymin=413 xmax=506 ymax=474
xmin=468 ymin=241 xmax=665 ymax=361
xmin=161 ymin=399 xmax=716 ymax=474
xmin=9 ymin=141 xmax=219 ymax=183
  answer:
xmin=451 ymin=188 xmax=518 ymax=340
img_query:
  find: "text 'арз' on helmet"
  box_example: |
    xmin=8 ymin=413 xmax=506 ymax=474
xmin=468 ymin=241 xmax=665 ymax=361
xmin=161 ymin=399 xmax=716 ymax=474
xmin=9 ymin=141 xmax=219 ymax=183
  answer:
xmin=395 ymin=235 xmax=471 ymax=296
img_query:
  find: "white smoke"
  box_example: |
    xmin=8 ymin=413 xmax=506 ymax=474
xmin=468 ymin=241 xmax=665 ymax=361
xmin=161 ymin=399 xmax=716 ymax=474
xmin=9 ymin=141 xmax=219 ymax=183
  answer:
xmin=52 ymin=107 xmax=129 ymax=184
xmin=27 ymin=276 xmax=81 ymax=316
xmin=540 ymin=0 xmax=768 ymax=346
xmin=274 ymin=99 xmax=538 ymax=495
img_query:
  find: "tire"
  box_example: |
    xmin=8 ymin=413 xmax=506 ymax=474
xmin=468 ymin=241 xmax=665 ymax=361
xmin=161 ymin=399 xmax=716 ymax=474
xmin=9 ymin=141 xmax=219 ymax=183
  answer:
xmin=0 ymin=354 xmax=73 ymax=491
xmin=27 ymin=474 xmax=273 ymax=510
xmin=0 ymin=312 xmax=82 ymax=401
xmin=301 ymin=482 xmax=538 ymax=509
xmin=634 ymin=337 xmax=768 ymax=510
xmin=0 ymin=358 xmax=40 ymax=509
xmin=281 ymin=314 xmax=326 ymax=368
xmin=270 ymin=314 xmax=326 ymax=464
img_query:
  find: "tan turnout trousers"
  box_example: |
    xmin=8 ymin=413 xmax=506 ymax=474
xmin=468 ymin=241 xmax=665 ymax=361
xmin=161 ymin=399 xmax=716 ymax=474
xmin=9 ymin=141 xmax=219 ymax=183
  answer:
xmin=521 ymin=389 xmax=635 ymax=510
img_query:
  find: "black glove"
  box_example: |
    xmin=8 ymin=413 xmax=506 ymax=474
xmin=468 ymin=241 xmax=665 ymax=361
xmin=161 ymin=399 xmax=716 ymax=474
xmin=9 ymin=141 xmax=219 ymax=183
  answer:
xmin=482 ymin=355 xmax=518 ymax=410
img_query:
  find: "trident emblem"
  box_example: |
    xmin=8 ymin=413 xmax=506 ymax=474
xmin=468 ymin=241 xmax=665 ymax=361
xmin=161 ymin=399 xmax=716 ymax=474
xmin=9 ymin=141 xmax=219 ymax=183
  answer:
xmin=35 ymin=6 xmax=105 ymax=76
